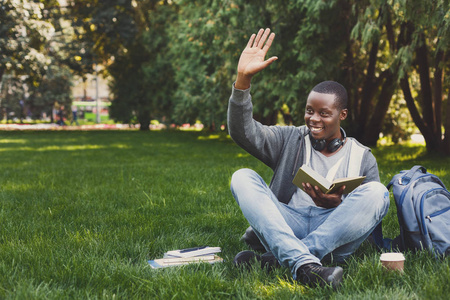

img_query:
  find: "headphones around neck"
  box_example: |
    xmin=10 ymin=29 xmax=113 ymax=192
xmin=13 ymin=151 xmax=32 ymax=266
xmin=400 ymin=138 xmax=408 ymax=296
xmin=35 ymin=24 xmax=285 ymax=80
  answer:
xmin=309 ymin=127 xmax=346 ymax=153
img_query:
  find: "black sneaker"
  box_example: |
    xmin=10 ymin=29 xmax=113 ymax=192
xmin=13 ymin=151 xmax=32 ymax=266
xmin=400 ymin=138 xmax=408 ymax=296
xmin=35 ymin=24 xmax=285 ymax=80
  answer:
xmin=233 ymin=250 xmax=280 ymax=270
xmin=296 ymin=263 xmax=343 ymax=288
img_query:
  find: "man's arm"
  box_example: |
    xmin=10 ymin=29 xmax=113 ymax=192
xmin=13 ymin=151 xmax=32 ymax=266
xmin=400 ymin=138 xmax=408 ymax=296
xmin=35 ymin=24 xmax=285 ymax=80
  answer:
xmin=228 ymin=28 xmax=287 ymax=169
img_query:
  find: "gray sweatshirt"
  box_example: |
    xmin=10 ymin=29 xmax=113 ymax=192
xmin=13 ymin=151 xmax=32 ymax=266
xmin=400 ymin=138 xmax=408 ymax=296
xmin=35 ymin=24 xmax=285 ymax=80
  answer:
xmin=227 ymin=84 xmax=380 ymax=204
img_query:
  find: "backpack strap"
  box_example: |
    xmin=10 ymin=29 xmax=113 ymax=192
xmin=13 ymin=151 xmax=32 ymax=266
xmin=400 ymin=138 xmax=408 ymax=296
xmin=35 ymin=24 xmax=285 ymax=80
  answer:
xmin=304 ymin=134 xmax=312 ymax=166
xmin=386 ymin=165 xmax=427 ymax=190
xmin=386 ymin=178 xmax=395 ymax=191
xmin=372 ymin=222 xmax=392 ymax=251
xmin=398 ymin=165 xmax=427 ymax=185
xmin=347 ymin=139 xmax=365 ymax=177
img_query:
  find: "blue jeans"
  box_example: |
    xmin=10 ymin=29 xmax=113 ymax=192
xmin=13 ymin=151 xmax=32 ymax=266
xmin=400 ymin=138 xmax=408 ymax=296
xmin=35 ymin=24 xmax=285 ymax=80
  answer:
xmin=230 ymin=168 xmax=389 ymax=279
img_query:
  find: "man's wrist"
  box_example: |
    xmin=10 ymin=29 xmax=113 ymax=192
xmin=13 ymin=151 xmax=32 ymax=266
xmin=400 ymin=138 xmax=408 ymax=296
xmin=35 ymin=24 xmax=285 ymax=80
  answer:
xmin=235 ymin=73 xmax=252 ymax=90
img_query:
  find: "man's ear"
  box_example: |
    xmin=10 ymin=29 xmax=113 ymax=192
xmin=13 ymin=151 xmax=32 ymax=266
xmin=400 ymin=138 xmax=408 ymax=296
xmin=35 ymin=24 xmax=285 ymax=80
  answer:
xmin=340 ymin=109 xmax=348 ymax=121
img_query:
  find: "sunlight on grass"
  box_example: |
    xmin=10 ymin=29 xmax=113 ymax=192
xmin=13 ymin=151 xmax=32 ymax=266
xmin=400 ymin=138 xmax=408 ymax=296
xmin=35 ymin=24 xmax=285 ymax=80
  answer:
xmin=432 ymin=169 xmax=448 ymax=178
xmin=0 ymin=139 xmax=28 ymax=144
xmin=197 ymin=133 xmax=231 ymax=142
xmin=67 ymin=228 xmax=102 ymax=246
xmin=2 ymin=182 xmax=34 ymax=192
xmin=255 ymin=277 xmax=306 ymax=297
xmin=198 ymin=134 xmax=221 ymax=140
xmin=37 ymin=145 xmax=105 ymax=151
xmin=0 ymin=145 xmax=105 ymax=152
xmin=381 ymin=147 xmax=426 ymax=161
xmin=110 ymin=143 xmax=132 ymax=149
xmin=142 ymin=142 xmax=180 ymax=148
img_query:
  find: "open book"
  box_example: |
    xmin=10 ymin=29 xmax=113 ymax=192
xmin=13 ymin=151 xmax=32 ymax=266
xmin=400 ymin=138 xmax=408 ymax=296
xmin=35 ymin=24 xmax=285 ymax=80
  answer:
xmin=292 ymin=164 xmax=365 ymax=194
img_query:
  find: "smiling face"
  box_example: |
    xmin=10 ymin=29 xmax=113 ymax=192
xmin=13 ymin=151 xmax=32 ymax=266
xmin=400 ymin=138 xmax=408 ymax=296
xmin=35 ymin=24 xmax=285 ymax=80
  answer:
xmin=304 ymin=91 xmax=348 ymax=143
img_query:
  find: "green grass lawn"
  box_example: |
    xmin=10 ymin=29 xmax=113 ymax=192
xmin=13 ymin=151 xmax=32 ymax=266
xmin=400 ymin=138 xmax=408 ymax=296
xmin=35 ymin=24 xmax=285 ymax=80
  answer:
xmin=0 ymin=130 xmax=449 ymax=299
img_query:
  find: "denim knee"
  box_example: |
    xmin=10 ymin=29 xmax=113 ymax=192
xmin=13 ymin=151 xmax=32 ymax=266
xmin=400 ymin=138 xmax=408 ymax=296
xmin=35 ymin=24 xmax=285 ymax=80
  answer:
xmin=357 ymin=181 xmax=390 ymax=220
xmin=231 ymin=168 xmax=255 ymax=190
xmin=231 ymin=168 xmax=257 ymax=204
xmin=231 ymin=168 xmax=254 ymax=182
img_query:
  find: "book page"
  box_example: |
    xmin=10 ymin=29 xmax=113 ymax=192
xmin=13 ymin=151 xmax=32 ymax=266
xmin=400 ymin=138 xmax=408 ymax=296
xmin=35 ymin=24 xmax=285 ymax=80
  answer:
xmin=327 ymin=176 xmax=366 ymax=194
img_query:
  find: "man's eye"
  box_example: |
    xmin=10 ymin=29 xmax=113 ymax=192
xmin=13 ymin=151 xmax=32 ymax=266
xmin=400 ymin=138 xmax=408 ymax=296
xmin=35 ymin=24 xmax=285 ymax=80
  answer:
xmin=321 ymin=112 xmax=330 ymax=117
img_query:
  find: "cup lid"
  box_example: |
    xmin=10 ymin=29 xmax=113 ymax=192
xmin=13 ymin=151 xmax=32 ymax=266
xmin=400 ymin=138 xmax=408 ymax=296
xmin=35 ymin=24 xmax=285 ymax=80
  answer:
xmin=380 ymin=252 xmax=405 ymax=261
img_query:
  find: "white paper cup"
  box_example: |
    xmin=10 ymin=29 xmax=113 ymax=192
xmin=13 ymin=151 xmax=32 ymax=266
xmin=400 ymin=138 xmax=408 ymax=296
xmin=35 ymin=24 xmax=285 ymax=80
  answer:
xmin=380 ymin=252 xmax=405 ymax=272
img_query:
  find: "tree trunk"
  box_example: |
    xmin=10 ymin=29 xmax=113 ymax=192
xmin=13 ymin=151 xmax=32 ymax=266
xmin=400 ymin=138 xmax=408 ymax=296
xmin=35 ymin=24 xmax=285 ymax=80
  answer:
xmin=443 ymin=89 xmax=450 ymax=155
xmin=364 ymin=71 xmax=396 ymax=146
xmin=341 ymin=39 xmax=357 ymax=130
xmin=434 ymin=50 xmax=444 ymax=141
xmin=356 ymin=41 xmax=380 ymax=139
xmin=83 ymin=78 xmax=87 ymax=100
xmin=416 ymin=37 xmax=436 ymax=135
xmin=139 ymin=119 xmax=150 ymax=131
xmin=138 ymin=108 xmax=151 ymax=131
xmin=400 ymin=77 xmax=440 ymax=152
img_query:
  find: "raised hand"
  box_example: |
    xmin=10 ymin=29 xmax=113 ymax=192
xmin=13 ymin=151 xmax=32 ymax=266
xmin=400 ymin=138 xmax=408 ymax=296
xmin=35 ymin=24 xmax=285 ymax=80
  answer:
xmin=235 ymin=28 xmax=278 ymax=90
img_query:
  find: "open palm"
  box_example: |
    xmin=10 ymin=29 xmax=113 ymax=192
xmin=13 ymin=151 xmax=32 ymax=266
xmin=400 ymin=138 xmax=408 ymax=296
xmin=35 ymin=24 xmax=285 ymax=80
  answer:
xmin=237 ymin=28 xmax=278 ymax=77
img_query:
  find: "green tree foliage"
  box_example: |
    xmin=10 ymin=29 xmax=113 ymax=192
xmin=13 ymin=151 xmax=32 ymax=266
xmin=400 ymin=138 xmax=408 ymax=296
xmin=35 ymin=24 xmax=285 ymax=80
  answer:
xmin=68 ymin=0 xmax=176 ymax=130
xmin=396 ymin=0 xmax=450 ymax=154
xmin=0 ymin=0 xmax=51 ymax=83
xmin=64 ymin=0 xmax=136 ymax=107
xmin=167 ymin=0 xmax=243 ymax=130
xmin=346 ymin=0 xmax=399 ymax=145
xmin=281 ymin=0 xmax=449 ymax=154
xmin=167 ymin=0 xmax=306 ymax=129
xmin=277 ymin=0 xmax=399 ymax=146
xmin=352 ymin=0 xmax=450 ymax=153
xmin=2 ymin=0 xmax=449 ymax=155
xmin=241 ymin=0 xmax=306 ymax=126
xmin=108 ymin=0 xmax=176 ymax=130
xmin=66 ymin=0 xmax=137 ymax=65
xmin=140 ymin=2 xmax=177 ymax=126
xmin=284 ymin=0 xmax=351 ymax=124
xmin=0 ymin=0 xmax=72 ymax=121
xmin=0 ymin=76 xmax=25 ymax=122
xmin=30 ymin=64 xmax=73 ymax=120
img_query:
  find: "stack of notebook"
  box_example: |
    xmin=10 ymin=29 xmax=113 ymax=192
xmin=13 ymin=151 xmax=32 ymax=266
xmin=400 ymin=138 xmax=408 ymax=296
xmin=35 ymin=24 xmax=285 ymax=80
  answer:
xmin=148 ymin=246 xmax=223 ymax=269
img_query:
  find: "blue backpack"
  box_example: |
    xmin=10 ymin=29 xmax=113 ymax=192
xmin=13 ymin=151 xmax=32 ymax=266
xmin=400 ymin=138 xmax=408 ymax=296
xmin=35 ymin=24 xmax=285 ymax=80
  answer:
xmin=373 ymin=165 xmax=450 ymax=257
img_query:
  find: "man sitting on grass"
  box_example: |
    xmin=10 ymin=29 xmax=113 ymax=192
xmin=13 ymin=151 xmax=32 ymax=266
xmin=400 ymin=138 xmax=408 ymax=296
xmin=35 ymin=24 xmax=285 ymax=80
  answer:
xmin=228 ymin=28 xmax=390 ymax=288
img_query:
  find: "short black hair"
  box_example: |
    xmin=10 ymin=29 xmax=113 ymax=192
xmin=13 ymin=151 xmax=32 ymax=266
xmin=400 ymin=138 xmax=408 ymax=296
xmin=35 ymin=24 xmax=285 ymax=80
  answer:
xmin=311 ymin=81 xmax=348 ymax=110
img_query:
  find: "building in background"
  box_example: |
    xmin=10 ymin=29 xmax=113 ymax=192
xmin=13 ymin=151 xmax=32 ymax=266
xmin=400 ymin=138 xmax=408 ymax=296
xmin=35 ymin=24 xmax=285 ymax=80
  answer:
xmin=71 ymin=71 xmax=111 ymax=122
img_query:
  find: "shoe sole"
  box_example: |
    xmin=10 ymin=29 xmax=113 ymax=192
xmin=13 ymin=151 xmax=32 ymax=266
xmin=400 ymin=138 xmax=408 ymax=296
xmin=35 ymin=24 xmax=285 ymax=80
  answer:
xmin=326 ymin=266 xmax=344 ymax=288
xmin=233 ymin=250 xmax=258 ymax=268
